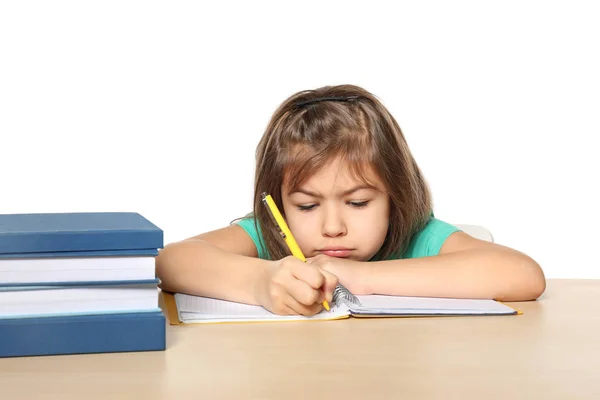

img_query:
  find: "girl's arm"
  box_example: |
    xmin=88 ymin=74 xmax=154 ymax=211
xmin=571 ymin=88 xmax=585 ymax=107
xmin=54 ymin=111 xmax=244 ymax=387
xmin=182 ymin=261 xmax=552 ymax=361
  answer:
xmin=156 ymin=225 xmax=338 ymax=315
xmin=308 ymin=232 xmax=546 ymax=301
xmin=365 ymin=232 xmax=546 ymax=301
xmin=155 ymin=225 xmax=269 ymax=305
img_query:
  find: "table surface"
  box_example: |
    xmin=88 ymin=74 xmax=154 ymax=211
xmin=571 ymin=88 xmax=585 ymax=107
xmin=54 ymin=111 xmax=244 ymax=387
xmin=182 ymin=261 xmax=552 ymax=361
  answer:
xmin=1 ymin=279 xmax=599 ymax=400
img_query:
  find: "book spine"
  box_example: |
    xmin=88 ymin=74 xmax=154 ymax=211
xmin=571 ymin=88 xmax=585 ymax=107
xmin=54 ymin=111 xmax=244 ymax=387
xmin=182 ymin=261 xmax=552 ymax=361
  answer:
xmin=0 ymin=230 xmax=163 ymax=254
xmin=0 ymin=311 xmax=166 ymax=358
xmin=0 ymin=278 xmax=160 ymax=289
xmin=0 ymin=248 xmax=159 ymax=259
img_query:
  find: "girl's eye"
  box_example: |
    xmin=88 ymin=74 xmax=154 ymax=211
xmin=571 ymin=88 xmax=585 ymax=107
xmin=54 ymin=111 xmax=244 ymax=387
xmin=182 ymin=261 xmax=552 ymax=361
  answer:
xmin=298 ymin=204 xmax=317 ymax=211
xmin=349 ymin=201 xmax=369 ymax=208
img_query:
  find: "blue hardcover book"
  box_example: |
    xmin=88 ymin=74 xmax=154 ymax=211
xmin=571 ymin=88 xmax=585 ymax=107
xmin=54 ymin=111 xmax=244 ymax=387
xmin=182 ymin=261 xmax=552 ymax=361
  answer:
xmin=0 ymin=311 xmax=166 ymax=358
xmin=0 ymin=278 xmax=159 ymax=288
xmin=0 ymin=212 xmax=163 ymax=255
xmin=0 ymin=248 xmax=159 ymax=259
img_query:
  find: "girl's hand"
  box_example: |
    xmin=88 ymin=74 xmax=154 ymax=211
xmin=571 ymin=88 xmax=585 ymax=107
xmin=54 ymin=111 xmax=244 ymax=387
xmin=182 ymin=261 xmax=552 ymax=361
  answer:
xmin=305 ymin=254 xmax=368 ymax=295
xmin=255 ymin=256 xmax=338 ymax=316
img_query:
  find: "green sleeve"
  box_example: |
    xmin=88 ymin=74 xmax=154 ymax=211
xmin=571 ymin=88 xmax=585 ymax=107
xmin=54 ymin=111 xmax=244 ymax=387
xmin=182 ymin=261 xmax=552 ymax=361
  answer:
xmin=401 ymin=218 xmax=461 ymax=259
xmin=235 ymin=217 xmax=271 ymax=260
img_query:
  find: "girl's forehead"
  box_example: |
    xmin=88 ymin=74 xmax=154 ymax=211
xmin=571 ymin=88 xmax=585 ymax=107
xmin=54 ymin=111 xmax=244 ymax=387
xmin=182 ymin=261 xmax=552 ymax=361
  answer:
xmin=283 ymin=156 xmax=386 ymax=193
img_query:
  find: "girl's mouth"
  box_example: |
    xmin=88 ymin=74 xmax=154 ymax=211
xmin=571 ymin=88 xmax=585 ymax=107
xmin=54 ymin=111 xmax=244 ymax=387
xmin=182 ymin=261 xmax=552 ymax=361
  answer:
xmin=319 ymin=248 xmax=352 ymax=258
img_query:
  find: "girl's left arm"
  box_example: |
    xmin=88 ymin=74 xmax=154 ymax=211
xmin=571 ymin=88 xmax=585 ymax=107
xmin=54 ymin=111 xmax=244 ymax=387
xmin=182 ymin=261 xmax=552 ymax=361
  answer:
xmin=308 ymin=232 xmax=546 ymax=301
xmin=364 ymin=232 xmax=546 ymax=301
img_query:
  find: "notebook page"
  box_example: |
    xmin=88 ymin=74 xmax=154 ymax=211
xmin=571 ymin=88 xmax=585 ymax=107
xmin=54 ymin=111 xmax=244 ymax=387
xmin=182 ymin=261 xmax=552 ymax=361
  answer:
xmin=175 ymin=293 xmax=350 ymax=323
xmin=350 ymin=295 xmax=516 ymax=315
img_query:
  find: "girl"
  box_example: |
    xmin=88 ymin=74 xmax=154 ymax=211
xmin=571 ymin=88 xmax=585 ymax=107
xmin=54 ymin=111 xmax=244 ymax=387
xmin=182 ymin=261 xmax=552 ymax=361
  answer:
xmin=156 ymin=84 xmax=546 ymax=316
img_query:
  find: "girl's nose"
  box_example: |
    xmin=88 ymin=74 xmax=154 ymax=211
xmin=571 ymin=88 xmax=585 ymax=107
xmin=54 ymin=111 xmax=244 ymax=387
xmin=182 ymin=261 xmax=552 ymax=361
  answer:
xmin=321 ymin=209 xmax=347 ymax=238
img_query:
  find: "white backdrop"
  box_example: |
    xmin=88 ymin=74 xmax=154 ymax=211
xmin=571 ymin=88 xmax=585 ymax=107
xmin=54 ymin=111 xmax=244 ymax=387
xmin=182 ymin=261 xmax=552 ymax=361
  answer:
xmin=1 ymin=1 xmax=599 ymax=278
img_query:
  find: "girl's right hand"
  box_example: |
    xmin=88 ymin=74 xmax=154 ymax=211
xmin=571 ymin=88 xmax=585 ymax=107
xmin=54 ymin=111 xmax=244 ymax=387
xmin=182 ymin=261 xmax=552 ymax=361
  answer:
xmin=255 ymin=256 xmax=339 ymax=316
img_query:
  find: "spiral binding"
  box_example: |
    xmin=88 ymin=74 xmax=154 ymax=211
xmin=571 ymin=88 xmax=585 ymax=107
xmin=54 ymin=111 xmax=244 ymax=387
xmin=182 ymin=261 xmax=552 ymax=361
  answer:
xmin=332 ymin=283 xmax=362 ymax=307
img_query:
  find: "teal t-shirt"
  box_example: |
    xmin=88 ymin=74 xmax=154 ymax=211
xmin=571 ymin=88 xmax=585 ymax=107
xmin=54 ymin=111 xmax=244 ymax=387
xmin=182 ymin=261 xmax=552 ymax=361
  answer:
xmin=236 ymin=216 xmax=460 ymax=260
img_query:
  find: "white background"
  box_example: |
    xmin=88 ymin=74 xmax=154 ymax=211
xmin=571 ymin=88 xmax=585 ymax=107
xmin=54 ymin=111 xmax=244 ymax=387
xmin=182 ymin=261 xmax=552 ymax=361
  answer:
xmin=1 ymin=1 xmax=598 ymax=278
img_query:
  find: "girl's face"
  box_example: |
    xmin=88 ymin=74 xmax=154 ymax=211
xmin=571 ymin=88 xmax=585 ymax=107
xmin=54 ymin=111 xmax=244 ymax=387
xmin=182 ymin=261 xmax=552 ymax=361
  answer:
xmin=281 ymin=157 xmax=390 ymax=261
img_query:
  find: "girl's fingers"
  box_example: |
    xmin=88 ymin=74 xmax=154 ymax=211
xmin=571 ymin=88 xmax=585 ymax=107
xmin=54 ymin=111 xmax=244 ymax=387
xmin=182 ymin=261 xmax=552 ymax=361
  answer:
xmin=284 ymin=294 xmax=323 ymax=316
xmin=319 ymin=269 xmax=339 ymax=303
xmin=286 ymin=276 xmax=322 ymax=306
xmin=281 ymin=304 xmax=299 ymax=315
xmin=290 ymin=261 xmax=324 ymax=289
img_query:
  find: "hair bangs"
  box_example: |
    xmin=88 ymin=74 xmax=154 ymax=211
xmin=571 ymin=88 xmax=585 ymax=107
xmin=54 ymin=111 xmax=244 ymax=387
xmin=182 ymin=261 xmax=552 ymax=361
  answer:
xmin=281 ymin=131 xmax=379 ymax=195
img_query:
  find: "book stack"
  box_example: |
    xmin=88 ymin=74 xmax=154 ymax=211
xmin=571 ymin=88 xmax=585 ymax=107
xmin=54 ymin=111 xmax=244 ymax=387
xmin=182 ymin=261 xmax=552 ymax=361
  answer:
xmin=0 ymin=212 xmax=166 ymax=358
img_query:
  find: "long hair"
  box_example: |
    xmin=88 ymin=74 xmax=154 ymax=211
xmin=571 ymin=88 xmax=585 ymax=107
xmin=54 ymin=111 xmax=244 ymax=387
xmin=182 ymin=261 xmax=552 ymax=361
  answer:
xmin=250 ymin=84 xmax=432 ymax=260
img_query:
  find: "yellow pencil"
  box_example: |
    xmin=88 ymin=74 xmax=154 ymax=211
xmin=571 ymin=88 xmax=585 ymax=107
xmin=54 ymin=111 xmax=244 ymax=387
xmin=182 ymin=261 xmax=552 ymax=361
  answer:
xmin=261 ymin=192 xmax=330 ymax=311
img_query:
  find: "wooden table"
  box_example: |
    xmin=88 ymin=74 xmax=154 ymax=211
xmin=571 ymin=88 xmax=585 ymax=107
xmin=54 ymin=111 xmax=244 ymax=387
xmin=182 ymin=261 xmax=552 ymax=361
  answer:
xmin=1 ymin=279 xmax=598 ymax=399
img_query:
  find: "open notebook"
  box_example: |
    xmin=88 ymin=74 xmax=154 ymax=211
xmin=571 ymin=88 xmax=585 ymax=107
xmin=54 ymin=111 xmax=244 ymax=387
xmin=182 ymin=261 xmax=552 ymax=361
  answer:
xmin=163 ymin=284 xmax=520 ymax=324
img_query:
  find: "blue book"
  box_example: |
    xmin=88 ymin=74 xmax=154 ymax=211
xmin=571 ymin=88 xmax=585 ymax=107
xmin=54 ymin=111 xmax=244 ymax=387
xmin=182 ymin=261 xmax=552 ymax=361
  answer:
xmin=0 ymin=278 xmax=159 ymax=288
xmin=0 ymin=212 xmax=163 ymax=255
xmin=0 ymin=311 xmax=166 ymax=358
xmin=0 ymin=248 xmax=159 ymax=259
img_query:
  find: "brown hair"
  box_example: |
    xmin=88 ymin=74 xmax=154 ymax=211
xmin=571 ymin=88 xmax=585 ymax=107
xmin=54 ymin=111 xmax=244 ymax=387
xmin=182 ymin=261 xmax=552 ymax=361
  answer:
xmin=250 ymin=84 xmax=432 ymax=261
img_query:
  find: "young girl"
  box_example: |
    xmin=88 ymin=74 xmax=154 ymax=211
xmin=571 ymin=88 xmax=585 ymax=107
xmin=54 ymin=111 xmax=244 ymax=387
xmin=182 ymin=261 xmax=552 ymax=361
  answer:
xmin=156 ymin=84 xmax=546 ymax=316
